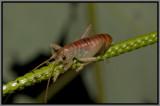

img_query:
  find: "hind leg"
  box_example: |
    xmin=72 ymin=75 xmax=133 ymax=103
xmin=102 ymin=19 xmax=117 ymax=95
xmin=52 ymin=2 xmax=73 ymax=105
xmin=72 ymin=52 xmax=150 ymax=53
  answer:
xmin=61 ymin=56 xmax=97 ymax=73
xmin=73 ymin=57 xmax=96 ymax=72
xmin=81 ymin=24 xmax=92 ymax=39
xmin=77 ymin=57 xmax=97 ymax=63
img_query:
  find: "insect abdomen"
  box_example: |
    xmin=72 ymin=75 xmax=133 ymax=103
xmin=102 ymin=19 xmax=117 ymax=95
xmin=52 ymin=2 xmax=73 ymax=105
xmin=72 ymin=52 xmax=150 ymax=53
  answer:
xmin=64 ymin=33 xmax=112 ymax=58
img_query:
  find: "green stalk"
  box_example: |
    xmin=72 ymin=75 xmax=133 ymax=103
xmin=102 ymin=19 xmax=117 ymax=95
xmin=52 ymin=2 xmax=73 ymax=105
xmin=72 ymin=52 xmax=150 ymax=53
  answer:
xmin=3 ymin=32 xmax=157 ymax=96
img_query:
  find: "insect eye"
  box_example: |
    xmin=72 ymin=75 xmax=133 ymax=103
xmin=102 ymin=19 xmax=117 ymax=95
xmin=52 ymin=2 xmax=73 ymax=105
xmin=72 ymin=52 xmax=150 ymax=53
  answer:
xmin=62 ymin=56 xmax=66 ymax=60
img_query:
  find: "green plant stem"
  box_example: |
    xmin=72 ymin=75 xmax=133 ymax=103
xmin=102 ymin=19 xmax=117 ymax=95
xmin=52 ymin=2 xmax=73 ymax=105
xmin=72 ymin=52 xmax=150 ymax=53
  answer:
xmin=3 ymin=32 xmax=157 ymax=96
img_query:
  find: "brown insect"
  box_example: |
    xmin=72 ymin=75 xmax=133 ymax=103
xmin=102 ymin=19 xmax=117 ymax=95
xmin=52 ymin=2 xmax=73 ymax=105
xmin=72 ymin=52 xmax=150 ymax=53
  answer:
xmin=33 ymin=24 xmax=112 ymax=103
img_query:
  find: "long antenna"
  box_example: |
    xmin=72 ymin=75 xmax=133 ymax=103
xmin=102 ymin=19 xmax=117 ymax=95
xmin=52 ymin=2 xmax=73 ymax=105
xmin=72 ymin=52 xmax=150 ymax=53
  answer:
xmin=32 ymin=54 xmax=56 ymax=71
xmin=44 ymin=73 xmax=52 ymax=103
xmin=44 ymin=62 xmax=56 ymax=103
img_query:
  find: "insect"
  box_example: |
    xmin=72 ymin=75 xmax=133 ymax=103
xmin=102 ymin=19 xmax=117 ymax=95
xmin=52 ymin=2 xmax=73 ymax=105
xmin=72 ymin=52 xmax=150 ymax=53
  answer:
xmin=3 ymin=25 xmax=112 ymax=103
xmin=33 ymin=24 xmax=112 ymax=103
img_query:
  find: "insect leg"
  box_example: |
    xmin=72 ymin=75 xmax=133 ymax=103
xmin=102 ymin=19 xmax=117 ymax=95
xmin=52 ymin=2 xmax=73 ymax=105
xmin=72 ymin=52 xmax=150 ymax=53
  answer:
xmin=63 ymin=60 xmax=73 ymax=72
xmin=52 ymin=60 xmax=73 ymax=82
xmin=81 ymin=24 xmax=92 ymax=39
xmin=73 ymin=57 xmax=93 ymax=72
xmin=74 ymin=57 xmax=97 ymax=72
xmin=50 ymin=43 xmax=62 ymax=51
xmin=75 ymin=64 xmax=84 ymax=72
xmin=77 ymin=57 xmax=97 ymax=63
xmin=52 ymin=70 xmax=60 ymax=82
